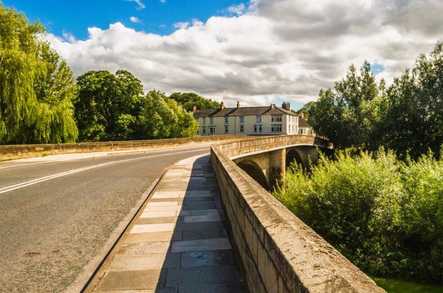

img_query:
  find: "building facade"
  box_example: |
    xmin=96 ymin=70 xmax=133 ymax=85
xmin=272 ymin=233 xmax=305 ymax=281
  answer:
xmin=194 ymin=102 xmax=314 ymax=136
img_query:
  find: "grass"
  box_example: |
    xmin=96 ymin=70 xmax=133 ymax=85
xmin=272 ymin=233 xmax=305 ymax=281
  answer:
xmin=373 ymin=277 xmax=443 ymax=293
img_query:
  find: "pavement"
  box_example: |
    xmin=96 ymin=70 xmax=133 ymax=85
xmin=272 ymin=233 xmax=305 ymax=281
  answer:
xmin=0 ymin=143 xmax=213 ymax=293
xmin=86 ymin=154 xmax=247 ymax=293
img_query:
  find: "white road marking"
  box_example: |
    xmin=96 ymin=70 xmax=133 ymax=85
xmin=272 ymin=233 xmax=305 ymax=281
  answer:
xmin=0 ymin=149 xmax=208 ymax=195
xmin=0 ymin=144 xmax=211 ymax=170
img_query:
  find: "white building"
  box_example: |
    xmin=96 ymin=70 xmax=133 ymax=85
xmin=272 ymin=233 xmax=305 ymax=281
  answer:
xmin=194 ymin=102 xmax=314 ymax=136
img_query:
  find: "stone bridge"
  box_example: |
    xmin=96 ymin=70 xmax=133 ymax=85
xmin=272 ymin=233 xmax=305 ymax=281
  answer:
xmin=232 ymin=135 xmax=332 ymax=190
xmin=211 ymin=135 xmax=385 ymax=293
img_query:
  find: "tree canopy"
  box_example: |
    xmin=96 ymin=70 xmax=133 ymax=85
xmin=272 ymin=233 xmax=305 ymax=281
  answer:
xmin=308 ymin=44 xmax=443 ymax=159
xmin=0 ymin=5 xmax=78 ymax=144
xmin=75 ymin=70 xmax=144 ymax=141
xmin=138 ymin=91 xmax=198 ymax=139
xmin=75 ymin=72 xmax=198 ymax=141
xmin=169 ymin=92 xmax=220 ymax=112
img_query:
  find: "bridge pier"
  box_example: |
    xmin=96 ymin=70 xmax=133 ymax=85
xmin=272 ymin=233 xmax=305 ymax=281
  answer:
xmin=235 ymin=148 xmax=286 ymax=190
xmin=269 ymin=148 xmax=286 ymax=189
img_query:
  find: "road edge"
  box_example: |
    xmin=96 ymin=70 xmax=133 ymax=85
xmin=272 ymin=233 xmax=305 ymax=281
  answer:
xmin=64 ymin=167 xmax=169 ymax=293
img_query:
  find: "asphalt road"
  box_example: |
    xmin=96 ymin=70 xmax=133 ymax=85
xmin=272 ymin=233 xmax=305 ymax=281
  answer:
xmin=0 ymin=143 xmax=210 ymax=293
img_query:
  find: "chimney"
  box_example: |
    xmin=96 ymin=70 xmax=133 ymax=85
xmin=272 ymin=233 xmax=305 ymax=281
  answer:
xmin=270 ymin=103 xmax=276 ymax=109
xmin=220 ymin=101 xmax=225 ymax=110
xmin=236 ymin=101 xmax=240 ymax=108
xmin=300 ymin=112 xmax=305 ymax=119
xmin=282 ymin=102 xmax=291 ymax=111
xmin=192 ymin=105 xmax=197 ymax=113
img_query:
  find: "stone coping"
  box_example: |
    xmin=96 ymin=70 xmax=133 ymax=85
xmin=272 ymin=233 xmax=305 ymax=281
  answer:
xmin=0 ymin=135 xmax=241 ymax=161
xmin=210 ymin=135 xmax=385 ymax=293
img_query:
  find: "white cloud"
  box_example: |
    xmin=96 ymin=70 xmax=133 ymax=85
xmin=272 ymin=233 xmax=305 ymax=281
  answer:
xmin=174 ymin=22 xmax=190 ymax=30
xmin=227 ymin=3 xmax=246 ymax=16
xmin=127 ymin=0 xmax=145 ymax=10
xmin=129 ymin=16 xmax=141 ymax=23
xmin=47 ymin=0 xmax=443 ymax=107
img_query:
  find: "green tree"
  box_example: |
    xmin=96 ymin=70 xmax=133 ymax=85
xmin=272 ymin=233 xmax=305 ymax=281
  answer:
xmin=138 ymin=91 xmax=197 ymax=139
xmin=0 ymin=5 xmax=78 ymax=143
xmin=169 ymin=92 xmax=220 ymax=112
xmin=378 ymin=43 xmax=443 ymax=159
xmin=275 ymin=150 xmax=443 ymax=282
xmin=308 ymin=62 xmax=380 ymax=149
xmin=75 ymin=70 xmax=143 ymax=141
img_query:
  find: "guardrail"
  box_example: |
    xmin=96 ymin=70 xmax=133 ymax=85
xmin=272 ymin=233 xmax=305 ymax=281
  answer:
xmin=0 ymin=135 xmax=239 ymax=161
xmin=210 ymin=135 xmax=385 ymax=293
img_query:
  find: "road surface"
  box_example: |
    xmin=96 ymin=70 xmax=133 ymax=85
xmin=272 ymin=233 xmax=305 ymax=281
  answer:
xmin=0 ymin=143 xmax=210 ymax=292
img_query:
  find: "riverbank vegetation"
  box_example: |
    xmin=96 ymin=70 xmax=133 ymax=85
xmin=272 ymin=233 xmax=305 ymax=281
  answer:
xmin=0 ymin=5 xmax=210 ymax=144
xmin=275 ymin=150 xmax=443 ymax=283
xmin=279 ymin=43 xmax=443 ymax=290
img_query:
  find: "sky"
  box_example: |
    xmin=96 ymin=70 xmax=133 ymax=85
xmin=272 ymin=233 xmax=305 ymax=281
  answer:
xmin=4 ymin=0 xmax=443 ymax=108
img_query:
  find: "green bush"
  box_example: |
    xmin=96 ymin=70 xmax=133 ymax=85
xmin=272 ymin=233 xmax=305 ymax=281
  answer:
xmin=275 ymin=150 xmax=443 ymax=282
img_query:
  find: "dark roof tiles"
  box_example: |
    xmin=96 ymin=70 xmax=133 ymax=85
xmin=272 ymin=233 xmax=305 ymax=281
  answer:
xmin=229 ymin=106 xmax=270 ymax=116
xmin=194 ymin=105 xmax=298 ymax=118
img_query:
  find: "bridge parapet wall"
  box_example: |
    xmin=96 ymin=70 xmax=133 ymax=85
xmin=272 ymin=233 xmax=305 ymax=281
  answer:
xmin=211 ymin=135 xmax=385 ymax=293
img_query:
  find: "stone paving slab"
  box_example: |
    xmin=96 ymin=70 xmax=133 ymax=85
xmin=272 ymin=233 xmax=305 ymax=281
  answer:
xmin=90 ymin=155 xmax=247 ymax=293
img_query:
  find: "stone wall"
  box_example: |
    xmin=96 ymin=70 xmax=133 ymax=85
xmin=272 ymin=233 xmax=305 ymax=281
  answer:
xmin=210 ymin=135 xmax=385 ymax=293
xmin=0 ymin=135 xmax=238 ymax=161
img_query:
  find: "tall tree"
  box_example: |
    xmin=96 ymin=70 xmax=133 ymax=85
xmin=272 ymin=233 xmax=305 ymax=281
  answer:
xmin=138 ymin=91 xmax=197 ymax=139
xmin=0 ymin=5 xmax=78 ymax=143
xmin=308 ymin=62 xmax=379 ymax=149
xmin=379 ymin=43 xmax=443 ymax=158
xmin=75 ymin=70 xmax=144 ymax=141
xmin=169 ymin=92 xmax=220 ymax=112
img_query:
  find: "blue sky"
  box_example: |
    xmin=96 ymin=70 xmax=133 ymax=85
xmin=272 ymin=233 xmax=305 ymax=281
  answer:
xmin=3 ymin=0 xmax=248 ymax=39
xmin=3 ymin=0 xmax=440 ymax=107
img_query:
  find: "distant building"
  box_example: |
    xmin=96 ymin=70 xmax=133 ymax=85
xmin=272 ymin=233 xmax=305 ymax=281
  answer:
xmin=194 ymin=102 xmax=314 ymax=136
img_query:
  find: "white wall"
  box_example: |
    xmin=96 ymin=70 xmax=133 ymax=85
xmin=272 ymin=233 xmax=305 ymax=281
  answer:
xmin=198 ymin=113 xmax=309 ymax=136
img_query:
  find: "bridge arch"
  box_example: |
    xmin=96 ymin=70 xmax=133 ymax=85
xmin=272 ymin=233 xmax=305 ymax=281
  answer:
xmin=286 ymin=148 xmax=304 ymax=170
xmin=237 ymin=160 xmax=270 ymax=190
xmin=286 ymin=145 xmax=321 ymax=172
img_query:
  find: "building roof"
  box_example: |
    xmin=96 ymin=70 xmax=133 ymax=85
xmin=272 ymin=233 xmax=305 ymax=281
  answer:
xmin=228 ymin=106 xmax=270 ymax=117
xmin=193 ymin=109 xmax=218 ymax=118
xmin=211 ymin=107 xmax=237 ymax=117
xmin=194 ymin=104 xmax=299 ymax=118
xmin=298 ymin=116 xmax=310 ymax=127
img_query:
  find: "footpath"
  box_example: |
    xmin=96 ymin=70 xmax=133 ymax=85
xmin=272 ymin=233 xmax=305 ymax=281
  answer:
xmin=86 ymin=154 xmax=247 ymax=293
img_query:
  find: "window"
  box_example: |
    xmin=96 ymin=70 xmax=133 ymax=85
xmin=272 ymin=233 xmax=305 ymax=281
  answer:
xmin=202 ymin=128 xmax=206 ymax=134
xmin=272 ymin=124 xmax=282 ymax=133
xmin=224 ymin=116 xmax=228 ymax=124
xmin=272 ymin=115 xmax=282 ymax=122
xmin=256 ymin=115 xmax=262 ymax=123
xmin=240 ymin=116 xmax=245 ymax=124
xmin=254 ymin=125 xmax=257 ymax=133
xmin=254 ymin=124 xmax=262 ymax=133
xmin=225 ymin=125 xmax=229 ymax=133
xmin=210 ymin=127 xmax=215 ymax=135
xmin=259 ymin=125 xmax=263 ymax=133
xmin=240 ymin=125 xmax=244 ymax=133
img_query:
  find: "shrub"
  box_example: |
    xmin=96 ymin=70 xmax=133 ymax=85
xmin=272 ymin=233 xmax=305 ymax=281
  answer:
xmin=275 ymin=150 xmax=443 ymax=282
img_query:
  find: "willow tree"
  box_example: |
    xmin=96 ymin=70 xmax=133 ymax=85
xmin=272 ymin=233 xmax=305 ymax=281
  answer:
xmin=0 ymin=5 xmax=77 ymax=144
